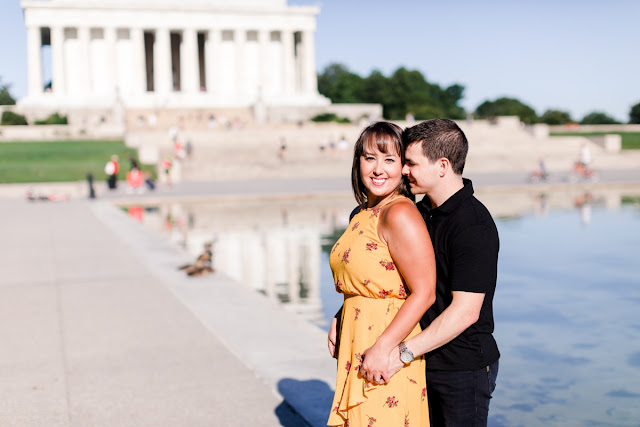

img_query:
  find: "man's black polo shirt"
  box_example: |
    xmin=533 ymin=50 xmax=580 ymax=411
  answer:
xmin=416 ymin=178 xmax=500 ymax=371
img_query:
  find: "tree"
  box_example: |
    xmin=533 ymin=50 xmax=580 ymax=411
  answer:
xmin=540 ymin=109 xmax=573 ymax=125
xmin=580 ymin=111 xmax=620 ymax=125
xmin=442 ymin=84 xmax=466 ymax=120
xmin=34 ymin=112 xmax=68 ymax=125
xmin=316 ymin=63 xmax=466 ymax=120
xmin=386 ymin=67 xmax=433 ymax=120
xmin=317 ymin=63 xmax=364 ymax=103
xmin=629 ymin=102 xmax=640 ymax=124
xmin=1 ymin=111 xmax=28 ymax=125
xmin=360 ymin=70 xmax=391 ymax=108
xmin=475 ymin=97 xmax=538 ymax=124
xmin=0 ymin=77 xmax=16 ymax=105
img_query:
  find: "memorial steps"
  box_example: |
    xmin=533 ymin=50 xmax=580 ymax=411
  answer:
xmin=133 ymin=121 xmax=640 ymax=182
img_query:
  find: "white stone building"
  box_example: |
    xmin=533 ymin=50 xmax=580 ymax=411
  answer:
xmin=19 ymin=0 xmax=331 ymax=127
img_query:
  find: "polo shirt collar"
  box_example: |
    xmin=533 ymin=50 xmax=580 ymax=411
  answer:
xmin=417 ymin=178 xmax=474 ymax=215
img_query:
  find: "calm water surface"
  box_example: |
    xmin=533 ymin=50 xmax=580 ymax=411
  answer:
xmin=131 ymin=188 xmax=640 ymax=426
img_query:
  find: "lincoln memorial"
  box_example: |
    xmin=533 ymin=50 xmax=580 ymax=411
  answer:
xmin=19 ymin=0 xmax=332 ymax=126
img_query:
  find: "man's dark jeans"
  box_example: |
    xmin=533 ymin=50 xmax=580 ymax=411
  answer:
xmin=426 ymin=360 xmax=499 ymax=427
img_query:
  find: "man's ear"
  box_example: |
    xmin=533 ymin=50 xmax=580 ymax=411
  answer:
xmin=439 ymin=157 xmax=450 ymax=177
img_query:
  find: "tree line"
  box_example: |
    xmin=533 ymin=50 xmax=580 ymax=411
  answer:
xmin=317 ymin=63 xmax=640 ymax=125
xmin=3 ymin=71 xmax=640 ymax=125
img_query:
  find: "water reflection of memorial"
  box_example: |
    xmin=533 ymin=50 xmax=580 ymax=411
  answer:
xmin=138 ymin=195 xmax=357 ymax=327
xmin=131 ymin=187 xmax=639 ymax=328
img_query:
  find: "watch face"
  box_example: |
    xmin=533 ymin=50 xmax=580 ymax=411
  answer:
xmin=401 ymin=350 xmax=414 ymax=363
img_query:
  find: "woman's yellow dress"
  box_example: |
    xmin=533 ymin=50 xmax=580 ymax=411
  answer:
xmin=328 ymin=196 xmax=429 ymax=427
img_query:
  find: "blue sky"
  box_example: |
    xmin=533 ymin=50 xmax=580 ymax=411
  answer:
xmin=2 ymin=0 xmax=638 ymax=121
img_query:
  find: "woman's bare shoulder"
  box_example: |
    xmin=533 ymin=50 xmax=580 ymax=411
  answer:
xmin=379 ymin=197 xmax=424 ymax=233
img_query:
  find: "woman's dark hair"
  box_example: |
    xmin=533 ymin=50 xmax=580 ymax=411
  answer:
xmin=351 ymin=121 xmax=413 ymax=208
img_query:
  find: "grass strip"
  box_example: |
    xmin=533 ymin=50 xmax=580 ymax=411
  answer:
xmin=549 ymin=132 xmax=640 ymax=150
xmin=0 ymin=140 xmax=156 ymax=183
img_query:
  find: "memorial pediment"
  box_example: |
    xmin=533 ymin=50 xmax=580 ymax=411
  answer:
xmin=21 ymin=0 xmax=288 ymax=10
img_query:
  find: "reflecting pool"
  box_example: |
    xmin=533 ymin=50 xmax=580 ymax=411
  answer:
xmin=128 ymin=187 xmax=640 ymax=426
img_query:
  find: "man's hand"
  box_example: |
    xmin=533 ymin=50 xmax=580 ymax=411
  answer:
xmin=328 ymin=316 xmax=338 ymax=358
xmin=360 ymin=344 xmax=403 ymax=384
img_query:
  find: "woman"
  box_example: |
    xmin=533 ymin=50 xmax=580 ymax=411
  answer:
xmin=327 ymin=122 xmax=436 ymax=426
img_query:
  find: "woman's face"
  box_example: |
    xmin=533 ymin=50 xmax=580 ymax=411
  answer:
xmin=359 ymin=139 xmax=403 ymax=207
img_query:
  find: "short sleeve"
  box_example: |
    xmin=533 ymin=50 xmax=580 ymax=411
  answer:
xmin=449 ymin=224 xmax=499 ymax=293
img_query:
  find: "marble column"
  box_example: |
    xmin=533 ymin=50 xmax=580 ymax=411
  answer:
xmin=258 ymin=29 xmax=269 ymax=97
xmin=154 ymin=28 xmax=171 ymax=94
xmin=26 ymin=26 xmax=42 ymax=96
xmin=281 ymin=29 xmax=295 ymax=95
xmin=104 ymin=27 xmax=117 ymax=95
xmin=130 ymin=28 xmax=146 ymax=94
xmin=181 ymin=28 xmax=199 ymax=94
xmin=205 ymin=29 xmax=220 ymax=94
xmin=302 ymin=30 xmax=317 ymax=95
xmin=77 ymin=27 xmax=92 ymax=92
xmin=50 ymin=26 xmax=65 ymax=95
xmin=235 ymin=30 xmax=245 ymax=94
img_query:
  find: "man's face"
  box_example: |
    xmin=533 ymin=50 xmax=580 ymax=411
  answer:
xmin=402 ymin=142 xmax=440 ymax=195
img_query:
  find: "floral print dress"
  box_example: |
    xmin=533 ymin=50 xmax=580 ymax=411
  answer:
xmin=328 ymin=196 xmax=429 ymax=427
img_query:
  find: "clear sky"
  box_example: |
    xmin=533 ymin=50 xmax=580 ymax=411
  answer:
xmin=2 ymin=0 xmax=638 ymax=121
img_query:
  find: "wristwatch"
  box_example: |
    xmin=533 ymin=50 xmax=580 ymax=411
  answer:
xmin=399 ymin=342 xmax=414 ymax=364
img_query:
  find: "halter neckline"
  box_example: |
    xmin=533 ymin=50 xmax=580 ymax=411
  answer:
xmin=365 ymin=194 xmax=405 ymax=211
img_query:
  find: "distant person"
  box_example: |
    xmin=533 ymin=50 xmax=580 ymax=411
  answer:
xmin=26 ymin=188 xmax=68 ymax=202
xmin=359 ymin=119 xmax=501 ymax=427
xmin=169 ymin=125 xmax=178 ymax=143
xmin=208 ymin=114 xmax=217 ymax=128
xmin=185 ymin=139 xmax=193 ymax=159
xmin=126 ymin=161 xmax=144 ymax=194
xmin=326 ymin=121 xmax=436 ymax=427
xmin=318 ymin=139 xmax=327 ymax=155
xmin=87 ymin=172 xmax=96 ymax=199
xmin=162 ymin=156 xmax=173 ymax=188
xmin=178 ymin=242 xmax=214 ymax=277
xmin=329 ymin=137 xmax=336 ymax=157
xmin=104 ymin=154 xmax=119 ymax=190
xmin=128 ymin=153 xmax=138 ymax=170
xmin=174 ymin=140 xmax=186 ymax=160
xmin=530 ymin=156 xmax=548 ymax=182
xmin=143 ymin=171 xmax=156 ymax=191
xmin=278 ymin=137 xmax=287 ymax=161
xmin=337 ymin=135 xmax=349 ymax=151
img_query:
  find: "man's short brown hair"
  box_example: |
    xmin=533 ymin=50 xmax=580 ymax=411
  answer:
xmin=403 ymin=119 xmax=469 ymax=175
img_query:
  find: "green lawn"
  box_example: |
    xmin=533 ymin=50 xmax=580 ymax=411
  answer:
xmin=550 ymin=132 xmax=640 ymax=150
xmin=0 ymin=140 xmax=155 ymax=184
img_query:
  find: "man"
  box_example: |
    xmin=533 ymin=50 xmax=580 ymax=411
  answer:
xmin=359 ymin=118 xmax=500 ymax=426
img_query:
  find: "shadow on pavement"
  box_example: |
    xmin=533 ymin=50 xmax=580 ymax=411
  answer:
xmin=276 ymin=378 xmax=334 ymax=427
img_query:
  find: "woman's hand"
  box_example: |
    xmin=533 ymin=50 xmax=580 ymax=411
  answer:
xmin=328 ymin=316 xmax=338 ymax=358
xmin=360 ymin=343 xmax=395 ymax=384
